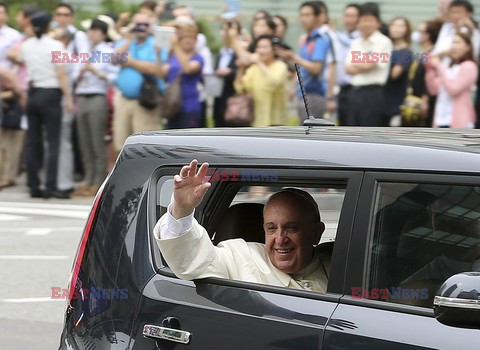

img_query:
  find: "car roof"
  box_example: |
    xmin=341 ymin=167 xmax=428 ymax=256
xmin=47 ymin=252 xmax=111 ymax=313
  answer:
xmin=124 ymin=127 xmax=480 ymax=175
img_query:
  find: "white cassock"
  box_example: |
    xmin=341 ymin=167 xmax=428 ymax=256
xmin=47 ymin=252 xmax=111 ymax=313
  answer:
xmin=153 ymin=205 xmax=330 ymax=293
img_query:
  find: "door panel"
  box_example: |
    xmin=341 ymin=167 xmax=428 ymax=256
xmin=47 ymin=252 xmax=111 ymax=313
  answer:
xmin=325 ymin=172 xmax=480 ymax=350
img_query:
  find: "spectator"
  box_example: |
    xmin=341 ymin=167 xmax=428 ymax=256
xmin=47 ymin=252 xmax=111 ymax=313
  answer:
xmin=0 ymin=67 xmax=25 ymax=189
xmin=345 ymin=2 xmax=392 ymax=126
xmin=273 ymin=15 xmax=288 ymax=40
xmin=385 ymin=17 xmax=413 ymax=125
xmin=425 ymin=30 xmax=478 ymax=128
xmin=71 ymin=18 xmax=120 ymax=197
xmin=433 ymin=0 xmax=479 ymax=60
xmin=172 ymin=10 xmax=213 ymax=127
xmin=402 ymin=19 xmax=442 ymax=127
xmin=234 ymin=35 xmax=288 ymax=127
xmin=160 ymin=24 xmax=204 ymax=129
xmin=277 ymin=1 xmax=330 ymax=121
xmin=336 ymin=3 xmax=361 ymax=126
xmin=21 ymin=11 xmax=73 ymax=198
xmin=112 ymin=12 xmax=165 ymax=152
xmin=213 ymin=20 xmax=239 ymax=127
xmin=0 ymin=4 xmax=37 ymax=189
xmin=0 ymin=2 xmax=22 ymax=69
xmin=314 ymin=1 xmax=341 ymax=117
xmin=53 ymin=3 xmax=90 ymax=195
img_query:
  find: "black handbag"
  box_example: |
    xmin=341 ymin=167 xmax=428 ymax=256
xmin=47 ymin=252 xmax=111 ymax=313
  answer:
xmin=139 ymin=74 xmax=161 ymax=110
xmin=1 ymin=94 xmax=23 ymax=130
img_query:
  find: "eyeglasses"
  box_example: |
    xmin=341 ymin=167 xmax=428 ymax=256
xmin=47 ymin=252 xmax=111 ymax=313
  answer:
xmin=55 ymin=12 xmax=72 ymax=17
xmin=135 ymin=22 xmax=150 ymax=27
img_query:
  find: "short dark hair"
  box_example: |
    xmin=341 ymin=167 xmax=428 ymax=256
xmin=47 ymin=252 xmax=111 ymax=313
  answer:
xmin=254 ymin=9 xmax=271 ymax=19
xmin=359 ymin=2 xmax=381 ymax=21
xmin=20 ymin=4 xmax=39 ymax=18
xmin=140 ymin=0 xmax=157 ymax=12
xmin=424 ymin=18 xmax=443 ymax=44
xmin=273 ymin=15 xmax=288 ymax=30
xmin=0 ymin=2 xmax=8 ymax=14
xmin=300 ymin=1 xmax=321 ymax=17
xmin=345 ymin=3 xmax=361 ymax=13
xmin=253 ymin=34 xmax=276 ymax=51
xmin=449 ymin=0 xmax=474 ymax=13
xmin=254 ymin=16 xmax=277 ymax=33
xmin=56 ymin=3 xmax=74 ymax=15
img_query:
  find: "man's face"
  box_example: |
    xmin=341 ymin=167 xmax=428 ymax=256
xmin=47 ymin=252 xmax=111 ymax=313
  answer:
xmin=344 ymin=6 xmax=359 ymax=32
xmin=0 ymin=6 xmax=8 ymax=26
xmin=264 ymin=194 xmax=322 ymax=274
xmin=448 ymin=5 xmax=470 ymax=27
xmin=299 ymin=6 xmax=318 ymax=33
xmin=54 ymin=6 xmax=73 ymax=28
xmin=132 ymin=13 xmax=151 ymax=40
xmin=358 ymin=14 xmax=379 ymax=38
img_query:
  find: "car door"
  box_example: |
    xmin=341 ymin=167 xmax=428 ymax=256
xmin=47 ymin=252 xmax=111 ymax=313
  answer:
xmin=133 ymin=166 xmax=363 ymax=350
xmin=324 ymin=172 xmax=480 ymax=350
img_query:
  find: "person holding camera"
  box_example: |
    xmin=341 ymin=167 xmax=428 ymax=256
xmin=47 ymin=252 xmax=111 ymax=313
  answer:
xmin=112 ymin=12 xmax=166 ymax=153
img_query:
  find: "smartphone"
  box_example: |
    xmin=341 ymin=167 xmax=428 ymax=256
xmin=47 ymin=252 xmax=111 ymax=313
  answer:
xmin=154 ymin=26 xmax=176 ymax=51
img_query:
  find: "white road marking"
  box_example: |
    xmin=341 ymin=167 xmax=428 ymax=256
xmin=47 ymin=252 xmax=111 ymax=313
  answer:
xmin=0 ymin=297 xmax=64 ymax=303
xmin=0 ymin=201 xmax=91 ymax=211
xmin=0 ymin=226 xmax=83 ymax=233
xmin=0 ymin=207 xmax=88 ymax=219
xmin=0 ymin=214 xmax=30 ymax=221
xmin=25 ymin=228 xmax=52 ymax=236
xmin=0 ymin=255 xmax=69 ymax=260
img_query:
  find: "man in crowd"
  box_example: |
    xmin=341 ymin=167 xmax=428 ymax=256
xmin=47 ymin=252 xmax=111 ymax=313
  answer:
xmin=0 ymin=2 xmax=21 ymax=69
xmin=154 ymin=160 xmax=330 ymax=293
xmin=277 ymin=1 xmax=331 ymax=121
xmin=344 ymin=2 xmax=392 ymax=126
xmin=52 ymin=3 xmax=90 ymax=197
xmin=336 ymin=3 xmax=361 ymax=126
xmin=112 ymin=12 xmax=164 ymax=153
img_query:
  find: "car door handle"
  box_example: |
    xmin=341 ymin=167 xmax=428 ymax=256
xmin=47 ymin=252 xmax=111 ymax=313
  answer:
xmin=143 ymin=324 xmax=192 ymax=344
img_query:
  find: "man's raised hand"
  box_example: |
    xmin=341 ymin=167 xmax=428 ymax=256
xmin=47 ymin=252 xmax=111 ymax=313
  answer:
xmin=171 ymin=159 xmax=211 ymax=219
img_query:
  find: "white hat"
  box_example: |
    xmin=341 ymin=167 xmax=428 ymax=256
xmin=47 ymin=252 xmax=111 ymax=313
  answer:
xmin=81 ymin=14 xmax=122 ymax=42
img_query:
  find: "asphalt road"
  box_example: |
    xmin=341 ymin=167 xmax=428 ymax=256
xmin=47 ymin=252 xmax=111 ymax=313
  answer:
xmin=0 ymin=182 xmax=93 ymax=350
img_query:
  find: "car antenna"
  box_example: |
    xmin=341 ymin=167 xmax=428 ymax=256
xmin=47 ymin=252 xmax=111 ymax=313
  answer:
xmin=294 ymin=63 xmax=335 ymax=130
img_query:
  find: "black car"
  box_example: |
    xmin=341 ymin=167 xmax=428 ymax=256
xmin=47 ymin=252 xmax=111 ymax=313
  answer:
xmin=59 ymin=127 xmax=480 ymax=349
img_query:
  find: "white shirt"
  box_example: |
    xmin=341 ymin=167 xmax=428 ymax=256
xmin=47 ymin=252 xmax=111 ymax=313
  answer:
xmin=433 ymin=22 xmax=480 ymax=61
xmin=0 ymin=25 xmax=22 ymax=69
xmin=72 ymin=42 xmax=119 ymax=95
xmin=218 ymin=48 xmax=234 ymax=69
xmin=154 ymin=204 xmax=330 ymax=293
xmin=21 ymin=35 xmax=64 ymax=89
xmin=336 ymin=29 xmax=361 ymax=86
xmin=434 ymin=64 xmax=459 ymax=127
xmin=346 ymin=30 xmax=393 ymax=86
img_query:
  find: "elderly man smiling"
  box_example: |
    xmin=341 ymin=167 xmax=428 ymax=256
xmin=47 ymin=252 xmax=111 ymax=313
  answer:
xmin=154 ymin=160 xmax=330 ymax=292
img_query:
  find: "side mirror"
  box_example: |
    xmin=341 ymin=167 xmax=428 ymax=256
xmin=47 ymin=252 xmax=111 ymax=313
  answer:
xmin=434 ymin=272 xmax=480 ymax=328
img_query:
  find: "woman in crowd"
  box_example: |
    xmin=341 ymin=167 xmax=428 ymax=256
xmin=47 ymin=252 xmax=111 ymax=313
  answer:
xmin=426 ymin=29 xmax=478 ymax=128
xmin=273 ymin=15 xmax=288 ymax=40
xmin=234 ymin=34 xmax=288 ymax=127
xmin=213 ymin=20 xmax=240 ymax=127
xmin=402 ymin=19 xmax=442 ymax=126
xmin=161 ymin=24 xmax=204 ymax=129
xmin=20 ymin=12 xmax=72 ymax=198
xmin=385 ymin=16 xmax=413 ymax=126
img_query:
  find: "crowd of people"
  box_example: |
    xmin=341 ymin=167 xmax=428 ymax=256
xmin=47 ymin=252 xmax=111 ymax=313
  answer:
xmin=0 ymin=0 xmax=479 ymax=199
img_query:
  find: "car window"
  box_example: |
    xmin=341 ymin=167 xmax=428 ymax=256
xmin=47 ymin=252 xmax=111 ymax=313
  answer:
xmin=216 ymin=185 xmax=345 ymax=244
xmin=366 ymin=183 xmax=480 ymax=308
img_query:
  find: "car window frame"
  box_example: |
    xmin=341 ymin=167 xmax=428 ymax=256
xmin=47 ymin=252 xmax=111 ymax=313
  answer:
xmin=342 ymin=171 xmax=480 ymax=317
xmin=148 ymin=164 xmax=364 ymax=300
